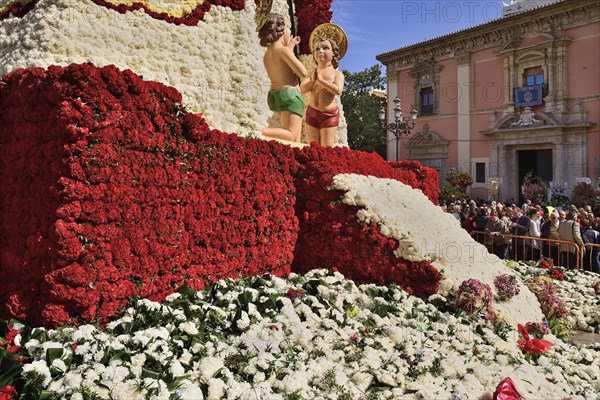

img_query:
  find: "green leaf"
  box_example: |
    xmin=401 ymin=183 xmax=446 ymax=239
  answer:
xmin=372 ymin=304 xmax=401 ymax=316
xmin=45 ymin=348 xmax=64 ymax=364
xmin=141 ymin=368 xmax=162 ymax=380
xmin=0 ymin=347 xmax=24 ymax=387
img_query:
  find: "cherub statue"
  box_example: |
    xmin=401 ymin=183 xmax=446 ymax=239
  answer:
xmin=301 ymin=24 xmax=347 ymax=147
xmin=258 ymin=13 xmax=308 ymax=142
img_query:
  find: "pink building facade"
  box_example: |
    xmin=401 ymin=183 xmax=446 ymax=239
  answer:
xmin=377 ymin=0 xmax=599 ymax=202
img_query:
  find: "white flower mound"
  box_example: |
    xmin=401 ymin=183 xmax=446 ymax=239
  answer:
xmin=16 ymin=270 xmax=599 ymax=399
xmin=332 ymin=173 xmax=545 ymax=326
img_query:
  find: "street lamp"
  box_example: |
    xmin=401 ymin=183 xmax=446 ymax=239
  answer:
xmin=379 ymin=97 xmax=418 ymax=161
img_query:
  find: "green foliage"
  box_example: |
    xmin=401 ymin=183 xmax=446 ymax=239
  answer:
xmin=341 ymin=65 xmax=387 ymax=156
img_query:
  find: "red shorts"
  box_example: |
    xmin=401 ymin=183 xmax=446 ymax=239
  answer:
xmin=305 ymin=105 xmax=339 ymax=129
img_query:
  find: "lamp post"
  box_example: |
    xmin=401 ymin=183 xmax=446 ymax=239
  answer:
xmin=379 ymin=97 xmax=418 ymax=161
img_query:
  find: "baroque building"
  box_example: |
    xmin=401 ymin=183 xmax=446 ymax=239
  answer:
xmin=376 ymin=0 xmax=599 ymax=202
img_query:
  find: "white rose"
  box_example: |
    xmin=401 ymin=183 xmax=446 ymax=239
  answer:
xmin=178 ymin=321 xmax=199 ymax=335
xmin=207 ymin=378 xmax=226 ymax=400
xmin=23 ymin=360 xmax=52 ymax=386
xmin=199 ymin=357 xmax=224 ymax=383
xmin=176 ymin=380 xmax=204 ymax=400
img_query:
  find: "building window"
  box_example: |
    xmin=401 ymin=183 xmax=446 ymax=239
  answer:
xmin=524 ymin=66 xmax=544 ymax=86
xmin=475 ymin=162 xmax=486 ymax=183
xmin=471 ymin=158 xmax=489 ymax=188
xmin=410 ymin=60 xmax=442 ymax=117
xmin=420 ymin=87 xmax=434 ymax=115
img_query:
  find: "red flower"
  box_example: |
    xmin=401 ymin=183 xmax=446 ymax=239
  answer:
xmin=0 ymin=326 xmax=20 ymax=347
xmin=268 ymin=325 xmax=279 ymax=331
xmin=517 ymin=324 xmax=553 ymax=355
xmin=0 ymin=386 xmax=17 ymax=400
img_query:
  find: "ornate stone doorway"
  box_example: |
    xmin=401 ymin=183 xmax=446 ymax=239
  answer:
xmin=517 ymin=149 xmax=553 ymax=203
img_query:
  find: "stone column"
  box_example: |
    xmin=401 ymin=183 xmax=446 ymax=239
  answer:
xmin=503 ymin=56 xmax=514 ymax=112
xmin=554 ymin=142 xmax=567 ymax=187
xmin=457 ymin=53 xmax=471 ymax=173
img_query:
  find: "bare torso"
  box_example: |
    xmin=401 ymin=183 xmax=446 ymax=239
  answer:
xmin=310 ymin=66 xmax=338 ymax=111
xmin=264 ymin=47 xmax=300 ymax=90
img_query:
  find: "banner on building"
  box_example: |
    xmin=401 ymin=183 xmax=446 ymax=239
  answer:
xmin=514 ymin=85 xmax=543 ymax=108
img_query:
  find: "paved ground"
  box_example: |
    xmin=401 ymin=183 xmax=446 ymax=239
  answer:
xmin=571 ymin=330 xmax=600 ymax=345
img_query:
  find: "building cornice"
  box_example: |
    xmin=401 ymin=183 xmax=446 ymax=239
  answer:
xmin=376 ymin=0 xmax=599 ymax=71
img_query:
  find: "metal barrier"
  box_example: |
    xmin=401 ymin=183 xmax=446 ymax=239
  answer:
xmin=581 ymin=242 xmax=600 ymax=272
xmin=470 ymin=230 xmax=584 ymax=269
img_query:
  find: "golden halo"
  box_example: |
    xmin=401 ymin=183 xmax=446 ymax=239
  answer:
xmin=254 ymin=0 xmax=273 ymax=32
xmin=309 ymin=23 xmax=348 ymax=61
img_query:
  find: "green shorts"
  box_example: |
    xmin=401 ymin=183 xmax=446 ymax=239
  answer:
xmin=267 ymin=87 xmax=304 ymax=117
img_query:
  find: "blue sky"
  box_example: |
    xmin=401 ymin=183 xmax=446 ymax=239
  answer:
xmin=331 ymin=0 xmax=507 ymax=73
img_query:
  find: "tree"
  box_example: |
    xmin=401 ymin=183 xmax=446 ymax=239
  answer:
xmin=341 ymin=64 xmax=387 ymax=156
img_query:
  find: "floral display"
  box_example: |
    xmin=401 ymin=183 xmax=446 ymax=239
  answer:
xmin=537 ymin=258 xmax=554 ymax=270
xmin=454 ymin=279 xmax=495 ymax=319
xmin=2 ymin=0 xmax=599 ymax=397
xmin=2 ymin=270 xmax=598 ymax=399
xmin=451 ymin=171 xmax=473 ymax=187
xmin=0 ymin=0 xmax=244 ymax=24
xmin=571 ymin=181 xmax=600 ymax=208
xmin=520 ymin=171 xmax=548 ymax=205
xmin=493 ymin=274 xmax=521 ymax=301
xmin=294 ymin=0 xmax=333 ymax=55
xmin=508 ymin=261 xmax=600 ymax=333
xmin=549 ymin=183 xmax=571 ymax=207
xmin=522 ymin=276 xmax=571 ymax=338
xmin=0 ymin=64 xmax=441 ymax=327
xmin=0 ymin=64 xmax=301 ymax=326
xmin=524 ymin=321 xmax=549 ymax=337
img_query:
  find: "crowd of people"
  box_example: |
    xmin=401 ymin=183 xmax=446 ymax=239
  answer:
xmin=442 ymin=198 xmax=600 ymax=273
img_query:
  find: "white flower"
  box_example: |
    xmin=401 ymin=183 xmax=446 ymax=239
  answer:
xmin=51 ymin=358 xmax=67 ymax=373
xmin=352 ymin=371 xmax=372 ymax=392
xmin=207 ymin=378 xmax=226 ymax=400
xmin=73 ymin=325 xmax=97 ymax=341
xmin=199 ymin=357 xmax=224 ymax=384
xmin=176 ymin=380 xmax=204 ymax=400
xmin=236 ymin=311 xmax=250 ymax=330
xmin=22 ymin=360 xmax=52 ymax=386
xmin=169 ymin=360 xmax=185 ymax=377
xmin=178 ymin=321 xmax=199 ymax=335
xmin=111 ymin=379 xmax=146 ymax=400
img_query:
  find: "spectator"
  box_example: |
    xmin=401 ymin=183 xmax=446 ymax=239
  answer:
xmin=450 ymin=204 xmax=461 ymax=222
xmin=526 ymin=207 xmax=542 ymax=261
xmin=465 ymin=209 xmax=477 ymax=233
xmin=460 ymin=204 xmax=470 ymax=228
xmin=558 ymin=210 xmax=567 ymax=222
xmin=521 ymin=199 xmax=531 ymax=214
xmin=485 ymin=211 xmax=511 ymax=259
xmin=580 ymin=217 xmax=600 ymax=273
xmin=540 ymin=210 xmax=560 ymax=265
xmin=473 ymin=207 xmax=490 ymax=244
xmin=513 ymin=207 xmax=540 ymax=261
xmin=558 ymin=210 xmax=584 ymax=269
